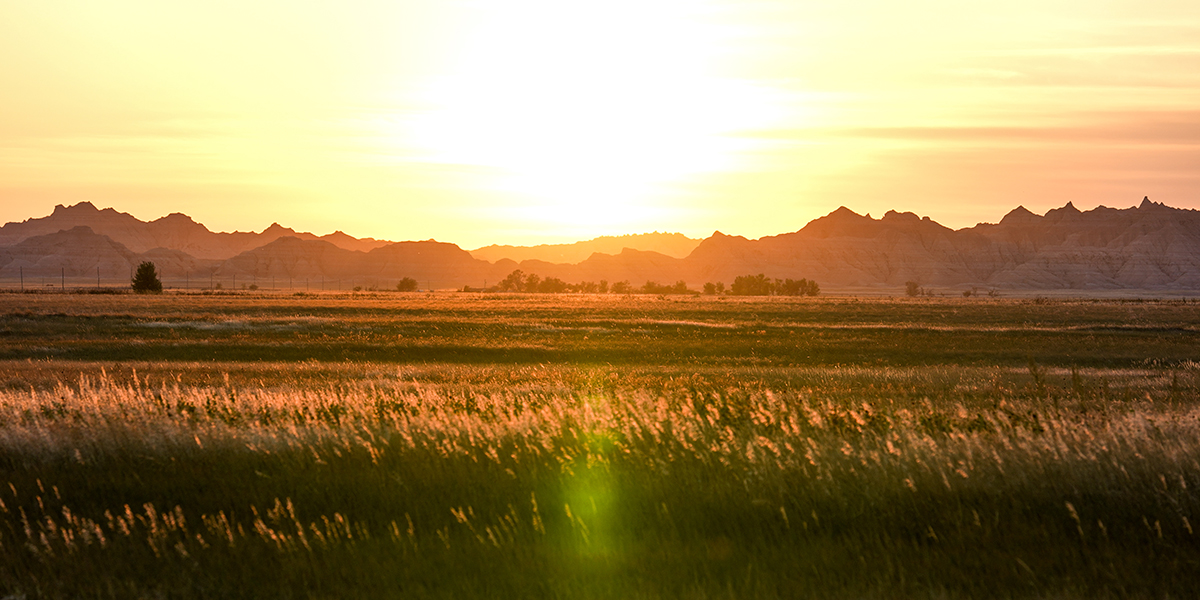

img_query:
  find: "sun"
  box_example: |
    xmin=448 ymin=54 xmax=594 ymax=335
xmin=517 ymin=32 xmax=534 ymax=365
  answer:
xmin=401 ymin=0 xmax=782 ymax=232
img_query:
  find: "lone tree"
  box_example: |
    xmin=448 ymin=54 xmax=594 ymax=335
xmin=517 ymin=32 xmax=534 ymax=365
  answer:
xmin=131 ymin=261 xmax=163 ymax=293
xmin=396 ymin=277 xmax=418 ymax=292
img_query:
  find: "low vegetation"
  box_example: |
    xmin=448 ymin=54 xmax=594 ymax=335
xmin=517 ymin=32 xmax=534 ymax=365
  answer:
xmin=396 ymin=277 xmax=418 ymax=292
xmin=728 ymin=273 xmax=819 ymax=296
xmin=0 ymin=293 xmax=1198 ymax=597
xmin=487 ymin=269 xmax=820 ymax=296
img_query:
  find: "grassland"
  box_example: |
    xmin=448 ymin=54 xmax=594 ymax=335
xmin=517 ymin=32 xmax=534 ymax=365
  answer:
xmin=0 ymin=292 xmax=1198 ymax=598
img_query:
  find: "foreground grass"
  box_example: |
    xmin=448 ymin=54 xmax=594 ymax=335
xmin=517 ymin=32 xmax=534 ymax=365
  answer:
xmin=1 ymin=361 xmax=1198 ymax=598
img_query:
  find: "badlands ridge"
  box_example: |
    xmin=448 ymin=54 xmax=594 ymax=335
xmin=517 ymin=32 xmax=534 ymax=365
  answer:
xmin=1 ymin=199 xmax=1198 ymax=293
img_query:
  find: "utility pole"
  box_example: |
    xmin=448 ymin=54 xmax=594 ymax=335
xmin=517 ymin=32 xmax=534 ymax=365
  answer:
xmin=19 ymin=267 xmax=23 ymax=291
xmin=61 ymin=268 xmax=65 ymax=292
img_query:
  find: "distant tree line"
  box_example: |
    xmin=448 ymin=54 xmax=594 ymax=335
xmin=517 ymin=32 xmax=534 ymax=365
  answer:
xmin=906 ymin=280 xmax=998 ymax=298
xmin=123 ymin=264 xmax=818 ymax=297
xmin=712 ymin=274 xmax=819 ymax=297
xmin=640 ymin=280 xmax=691 ymax=294
xmin=483 ymin=269 xmax=818 ymax=297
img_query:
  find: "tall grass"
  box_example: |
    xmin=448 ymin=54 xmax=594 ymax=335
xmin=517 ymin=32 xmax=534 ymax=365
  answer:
xmin=1 ymin=362 xmax=1198 ymax=597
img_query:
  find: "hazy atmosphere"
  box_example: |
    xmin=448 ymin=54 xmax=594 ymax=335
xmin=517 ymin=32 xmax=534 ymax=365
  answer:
xmin=4 ymin=3 xmax=1200 ymax=598
xmin=3 ymin=0 xmax=1198 ymax=247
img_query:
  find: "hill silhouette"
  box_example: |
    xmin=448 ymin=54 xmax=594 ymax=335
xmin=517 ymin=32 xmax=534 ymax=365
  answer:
xmin=1 ymin=198 xmax=1198 ymax=292
xmin=470 ymin=232 xmax=701 ymax=264
xmin=0 ymin=202 xmax=390 ymax=259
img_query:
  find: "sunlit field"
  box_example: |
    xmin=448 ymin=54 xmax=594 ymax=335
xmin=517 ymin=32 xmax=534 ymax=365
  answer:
xmin=1 ymin=292 xmax=1199 ymax=598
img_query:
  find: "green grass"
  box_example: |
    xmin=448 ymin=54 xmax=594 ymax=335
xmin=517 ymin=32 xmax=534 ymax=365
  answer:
xmin=1 ymin=292 xmax=1198 ymax=368
xmin=0 ymin=293 xmax=1199 ymax=598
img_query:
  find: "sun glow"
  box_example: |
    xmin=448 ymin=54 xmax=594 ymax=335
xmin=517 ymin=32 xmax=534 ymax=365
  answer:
xmin=402 ymin=0 xmax=783 ymax=230
xmin=5 ymin=0 xmax=1198 ymax=245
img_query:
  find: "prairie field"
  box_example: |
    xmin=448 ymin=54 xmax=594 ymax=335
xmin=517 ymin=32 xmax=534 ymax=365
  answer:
xmin=0 ymin=292 xmax=1198 ymax=598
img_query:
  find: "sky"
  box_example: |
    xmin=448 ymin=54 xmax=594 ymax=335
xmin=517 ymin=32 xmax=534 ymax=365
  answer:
xmin=1 ymin=0 xmax=1198 ymax=248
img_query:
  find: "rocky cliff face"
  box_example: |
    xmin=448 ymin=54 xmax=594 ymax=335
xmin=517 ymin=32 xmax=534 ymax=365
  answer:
xmin=660 ymin=198 xmax=1200 ymax=291
xmin=964 ymin=199 xmax=1200 ymax=289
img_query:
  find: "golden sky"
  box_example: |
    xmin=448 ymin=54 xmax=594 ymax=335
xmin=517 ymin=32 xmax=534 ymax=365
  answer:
xmin=2 ymin=0 xmax=1198 ymax=247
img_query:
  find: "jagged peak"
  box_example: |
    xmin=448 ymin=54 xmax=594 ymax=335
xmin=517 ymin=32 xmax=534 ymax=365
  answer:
xmin=1045 ymin=202 xmax=1083 ymax=220
xmin=792 ymin=205 xmax=879 ymax=237
xmin=882 ymin=210 xmax=920 ymax=222
xmin=701 ymin=231 xmax=749 ymax=243
xmin=1137 ymin=196 xmax=1171 ymax=211
xmin=999 ymin=205 xmax=1038 ymax=224
xmin=151 ymin=212 xmax=205 ymax=228
xmin=53 ymin=201 xmax=99 ymax=213
xmin=802 ymin=206 xmax=873 ymax=228
xmin=828 ymin=206 xmax=866 ymax=219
